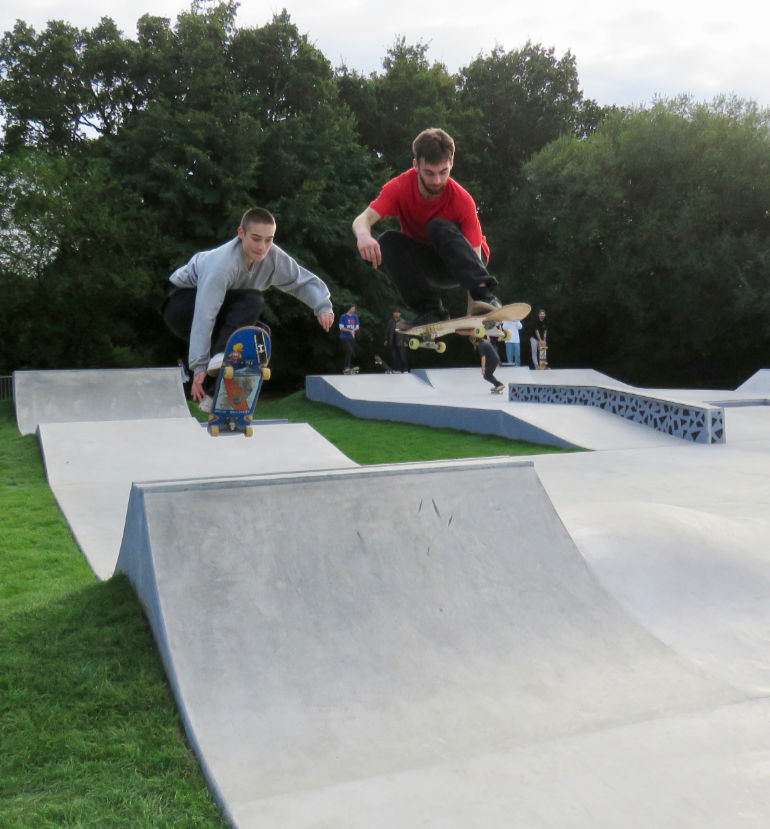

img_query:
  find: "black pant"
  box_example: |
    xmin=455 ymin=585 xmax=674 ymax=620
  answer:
xmin=341 ymin=337 xmax=356 ymax=370
xmin=378 ymin=219 xmax=495 ymax=313
xmin=162 ymin=288 xmax=265 ymax=356
xmin=390 ymin=344 xmax=409 ymax=372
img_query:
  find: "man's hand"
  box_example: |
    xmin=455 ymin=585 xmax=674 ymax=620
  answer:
xmin=317 ymin=311 xmax=335 ymax=332
xmin=190 ymin=371 xmax=207 ymax=402
xmin=352 ymin=207 xmax=382 ymax=267
xmin=356 ymin=233 xmax=382 ymax=267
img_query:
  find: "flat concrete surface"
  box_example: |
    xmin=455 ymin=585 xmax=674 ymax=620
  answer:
xmin=38 ymin=417 xmax=355 ymax=579
xmin=115 ymin=460 xmax=768 ymax=828
xmin=310 ymin=368 xmax=694 ymax=450
xmin=14 ymin=367 xmax=190 ymax=435
xmin=310 ymin=367 xmax=770 ymax=450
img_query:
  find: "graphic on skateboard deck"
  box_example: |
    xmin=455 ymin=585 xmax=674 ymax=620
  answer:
xmin=401 ymin=302 xmax=531 ymax=352
xmin=537 ymin=341 xmax=548 ymax=370
xmin=208 ymin=325 xmax=271 ymax=437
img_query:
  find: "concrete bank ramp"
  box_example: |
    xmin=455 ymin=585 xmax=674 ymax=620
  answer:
xmin=38 ymin=417 xmax=355 ymax=580
xmin=14 ymin=367 xmax=190 ymax=435
xmin=115 ymin=459 xmax=762 ymax=828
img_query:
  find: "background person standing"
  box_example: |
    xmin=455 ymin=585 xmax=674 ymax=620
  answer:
xmin=339 ymin=305 xmax=360 ymax=373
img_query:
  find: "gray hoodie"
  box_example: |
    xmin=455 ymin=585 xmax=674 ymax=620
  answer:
xmin=170 ymin=237 xmax=333 ymax=374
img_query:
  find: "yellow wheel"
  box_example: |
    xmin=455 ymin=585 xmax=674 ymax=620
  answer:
xmin=408 ymin=337 xmax=421 ymax=351
xmin=473 ymin=325 xmax=486 ymax=338
xmin=210 ymin=424 xmax=220 ymax=436
xmin=224 ymin=365 xmax=234 ymax=379
xmin=436 ymin=341 xmax=447 ymax=354
xmin=261 ymin=366 xmax=271 ymax=381
xmin=245 ymin=425 xmax=253 ymax=437
xmin=503 ymin=329 xmax=513 ymax=342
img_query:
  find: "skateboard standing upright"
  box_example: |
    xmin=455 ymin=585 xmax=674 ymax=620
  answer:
xmin=537 ymin=341 xmax=548 ymax=370
xmin=208 ymin=325 xmax=271 ymax=437
xmin=401 ymin=302 xmax=531 ymax=352
xmin=374 ymin=354 xmax=394 ymax=373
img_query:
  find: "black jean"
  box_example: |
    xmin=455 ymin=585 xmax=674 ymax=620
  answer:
xmin=378 ymin=219 xmax=495 ymax=313
xmin=162 ymin=288 xmax=265 ymax=356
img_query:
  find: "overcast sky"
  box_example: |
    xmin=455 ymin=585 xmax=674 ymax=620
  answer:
xmin=3 ymin=0 xmax=769 ymax=110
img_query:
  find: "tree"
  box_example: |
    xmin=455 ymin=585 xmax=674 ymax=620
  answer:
xmin=0 ymin=4 xmax=387 ymax=381
xmin=338 ymin=38 xmax=459 ymax=171
xmin=512 ymin=97 xmax=770 ymax=386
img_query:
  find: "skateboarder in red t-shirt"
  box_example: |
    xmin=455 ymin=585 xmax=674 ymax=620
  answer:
xmin=352 ymin=128 xmax=501 ymax=326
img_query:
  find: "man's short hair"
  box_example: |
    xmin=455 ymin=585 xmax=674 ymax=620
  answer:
xmin=412 ymin=128 xmax=455 ymax=164
xmin=240 ymin=207 xmax=276 ymax=230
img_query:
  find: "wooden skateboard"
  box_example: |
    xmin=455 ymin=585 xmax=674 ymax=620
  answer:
xmin=400 ymin=302 xmax=531 ymax=352
xmin=537 ymin=341 xmax=548 ymax=370
xmin=208 ymin=325 xmax=271 ymax=437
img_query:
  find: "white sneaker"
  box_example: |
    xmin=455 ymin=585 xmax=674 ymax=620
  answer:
xmin=207 ymin=353 xmax=224 ymax=376
xmin=198 ymin=394 xmax=213 ymax=414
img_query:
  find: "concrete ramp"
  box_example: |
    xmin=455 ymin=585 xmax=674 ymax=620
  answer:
xmin=38 ymin=417 xmax=355 ymax=580
xmin=115 ymin=459 xmax=758 ymax=828
xmin=14 ymin=367 xmax=190 ymax=434
xmin=737 ymin=369 xmax=770 ymax=394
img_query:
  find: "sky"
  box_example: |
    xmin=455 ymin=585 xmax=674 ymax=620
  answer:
xmin=2 ymin=0 xmax=769 ymax=110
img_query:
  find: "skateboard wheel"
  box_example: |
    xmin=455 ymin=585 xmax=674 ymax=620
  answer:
xmin=245 ymin=425 xmax=254 ymax=437
xmin=504 ymin=330 xmax=513 ymax=342
xmin=436 ymin=341 xmax=447 ymax=354
xmin=224 ymin=366 xmax=234 ymax=379
xmin=473 ymin=325 xmax=485 ymax=338
xmin=209 ymin=425 xmax=220 ymax=436
xmin=261 ymin=367 xmax=271 ymax=381
xmin=408 ymin=337 xmax=421 ymax=350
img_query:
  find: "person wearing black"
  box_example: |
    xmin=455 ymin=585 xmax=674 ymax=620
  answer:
xmin=384 ymin=310 xmax=409 ymax=372
xmin=476 ymin=333 xmax=505 ymax=393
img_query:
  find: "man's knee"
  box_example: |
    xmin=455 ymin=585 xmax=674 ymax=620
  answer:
xmin=426 ymin=218 xmax=462 ymax=245
xmin=377 ymin=230 xmax=407 ymax=262
xmin=222 ymin=289 xmax=264 ymax=324
xmin=162 ymin=288 xmax=196 ymax=340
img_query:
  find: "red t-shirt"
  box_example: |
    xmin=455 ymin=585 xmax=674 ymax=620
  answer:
xmin=370 ymin=168 xmax=490 ymax=262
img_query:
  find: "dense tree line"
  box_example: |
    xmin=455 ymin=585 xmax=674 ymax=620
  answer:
xmin=1 ymin=2 xmax=768 ymax=388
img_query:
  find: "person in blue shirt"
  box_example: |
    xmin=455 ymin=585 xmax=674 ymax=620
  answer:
xmin=339 ymin=305 xmax=360 ymax=374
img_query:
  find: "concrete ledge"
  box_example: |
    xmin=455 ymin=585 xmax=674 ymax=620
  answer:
xmin=509 ymin=383 xmax=725 ymax=444
xmin=305 ymin=374 xmax=577 ymax=448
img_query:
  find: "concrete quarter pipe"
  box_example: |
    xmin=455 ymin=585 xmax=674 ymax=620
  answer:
xmin=115 ymin=459 xmax=762 ymax=828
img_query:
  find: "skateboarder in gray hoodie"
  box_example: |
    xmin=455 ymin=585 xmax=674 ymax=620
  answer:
xmin=163 ymin=207 xmax=335 ymax=407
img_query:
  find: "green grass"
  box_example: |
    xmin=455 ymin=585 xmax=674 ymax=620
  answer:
xmin=1 ymin=394 xmax=573 ymax=827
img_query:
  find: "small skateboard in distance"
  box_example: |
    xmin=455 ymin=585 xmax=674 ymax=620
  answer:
xmin=374 ymin=354 xmax=393 ymax=373
xmin=208 ymin=325 xmax=271 ymax=437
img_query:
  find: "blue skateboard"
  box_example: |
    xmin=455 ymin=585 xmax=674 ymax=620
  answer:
xmin=208 ymin=325 xmax=271 ymax=437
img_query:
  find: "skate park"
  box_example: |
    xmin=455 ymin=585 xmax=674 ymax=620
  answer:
xmin=12 ymin=364 xmax=770 ymax=827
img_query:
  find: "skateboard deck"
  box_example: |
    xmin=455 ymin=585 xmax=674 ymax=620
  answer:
xmin=537 ymin=341 xmax=548 ymax=370
xmin=374 ymin=354 xmax=394 ymax=373
xmin=208 ymin=325 xmax=271 ymax=437
xmin=401 ymin=302 xmax=531 ymax=352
